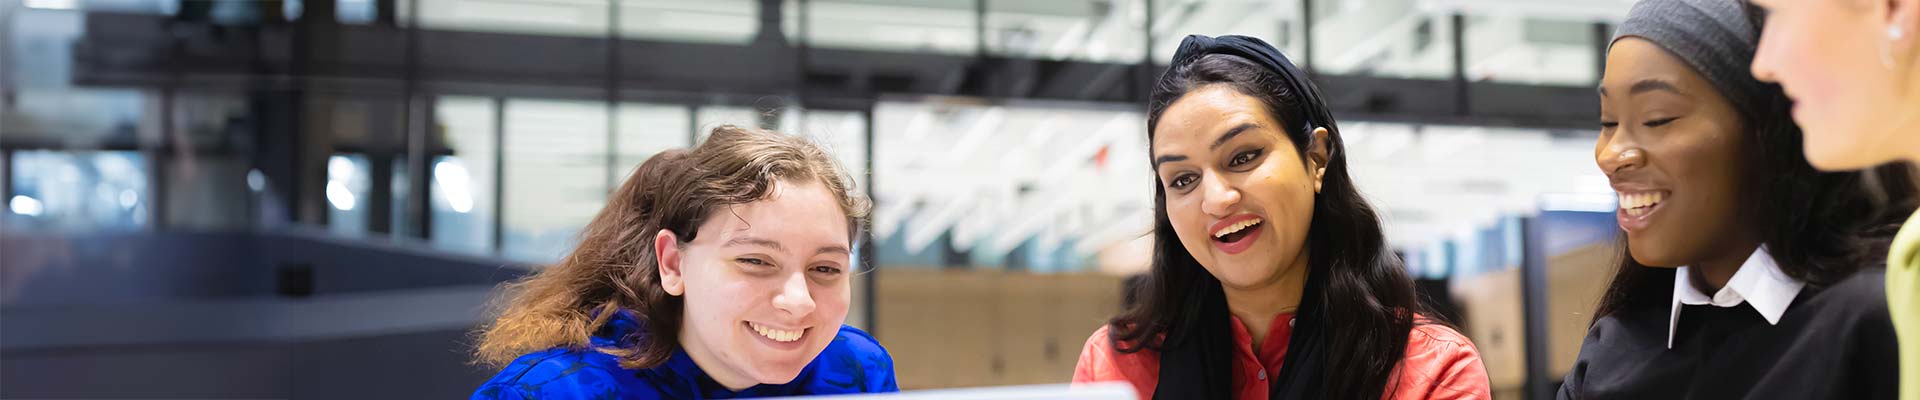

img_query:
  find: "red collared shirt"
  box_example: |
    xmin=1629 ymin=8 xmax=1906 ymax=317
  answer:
xmin=1072 ymin=313 xmax=1490 ymax=399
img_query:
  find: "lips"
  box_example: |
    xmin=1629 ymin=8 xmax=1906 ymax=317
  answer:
xmin=1208 ymin=215 xmax=1265 ymax=254
xmin=1615 ymin=190 xmax=1668 ymax=233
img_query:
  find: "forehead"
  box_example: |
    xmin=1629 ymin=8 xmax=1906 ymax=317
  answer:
xmin=1153 ymin=86 xmax=1280 ymax=149
xmin=1602 ymin=38 xmax=1712 ymax=94
xmin=698 ymin=180 xmax=851 ymax=248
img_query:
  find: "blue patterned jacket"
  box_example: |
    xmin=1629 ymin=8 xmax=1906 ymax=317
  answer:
xmin=472 ymin=310 xmax=898 ymax=399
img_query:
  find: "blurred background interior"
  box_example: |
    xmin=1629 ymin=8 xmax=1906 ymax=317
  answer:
xmin=2 ymin=0 xmax=1634 ymax=398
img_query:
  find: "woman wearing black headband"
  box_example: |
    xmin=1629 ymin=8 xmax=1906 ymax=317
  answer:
xmin=1559 ymin=0 xmax=1911 ymax=398
xmin=1072 ymin=34 xmax=1490 ymax=400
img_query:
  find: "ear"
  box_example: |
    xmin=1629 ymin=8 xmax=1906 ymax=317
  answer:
xmin=655 ymin=229 xmax=686 ymax=296
xmin=1307 ymin=127 xmax=1331 ymax=193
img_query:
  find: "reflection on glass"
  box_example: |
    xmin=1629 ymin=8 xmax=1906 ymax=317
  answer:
xmin=797 ymin=110 xmax=868 ymax=190
xmin=338 ymin=0 xmax=378 ymax=23
xmin=501 ymin=99 xmax=608 ymax=263
xmin=871 ymin=99 xmax=1150 ymax=272
xmin=694 ymin=105 xmax=791 ymax=144
xmin=1308 ymin=0 xmax=1453 ymax=79
xmin=621 ymin=0 xmax=765 ymax=44
xmin=430 ymin=97 xmax=498 ymax=256
xmin=7 ymin=9 xmax=148 ymax=145
xmin=802 ymin=0 xmax=977 ymax=55
xmin=616 ymin=103 xmax=692 ymax=178
xmin=407 ymin=0 xmax=611 ymax=37
xmin=6 ymin=151 xmax=149 ymax=231
xmin=986 ymin=0 xmax=1145 ymax=63
xmin=1151 ymin=0 xmax=1304 ymax=65
xmin=1465 ymin=17 xmax=1598 ymax=85
xmin=328 ymin=154 xmax=372 ymax=237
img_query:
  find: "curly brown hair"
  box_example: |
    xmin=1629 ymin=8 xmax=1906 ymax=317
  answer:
xmin=473 ymin=124 xmax=871 ymax=369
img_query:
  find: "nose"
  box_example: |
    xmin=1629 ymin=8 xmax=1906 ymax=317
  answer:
xmin=1595 ymin=132 xmax=1647 ymax=176
xmin=1750 ymin=26 xmax=1780 ymax=83
xmin=1198 ymin=172 xmax=1242 ymax=217
xmin=771 ymin=271 xmax=817 ymax=317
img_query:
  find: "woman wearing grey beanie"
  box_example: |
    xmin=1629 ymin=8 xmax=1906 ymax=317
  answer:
xmin=1559 ymin=0 xmax=1915 ymax=398
xmin=1750 ymin=0 xmax=1920 ymax=397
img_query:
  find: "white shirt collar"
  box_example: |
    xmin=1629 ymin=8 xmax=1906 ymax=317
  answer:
xmin=1666 ymin=246 xmax=1805 ymax=349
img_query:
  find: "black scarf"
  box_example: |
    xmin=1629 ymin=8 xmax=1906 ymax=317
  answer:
xmin=1151 ymin=34 xmax=1330 ymax=400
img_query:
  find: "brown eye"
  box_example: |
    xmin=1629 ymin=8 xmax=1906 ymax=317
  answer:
xmin=1168 ymin=173 xmax=1198 ymax=189
xmin=1228 ymin=149 xmax=1262 ymax=167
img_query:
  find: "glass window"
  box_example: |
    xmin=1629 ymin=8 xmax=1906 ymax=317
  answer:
xmin=796 ymin=110 xmax=868 ymax=190
xmin=1151 ymin=0 xmax=1305 ymax=66
xmin=6 ymin=9 xmax=148 ymax=146
xmin=871 ymin=99 xmax=1149 ymax=272
xmin=693 ymin=105 xmax=791 ymax=144
xmin=338 ymin=0 xmax=378 ymax=23
xmin=327 ymin=154 xmax=373 ymax=237
xmin=501 ymin=99 xmax=609 ymax=264
xmin=801 ymin=0 xmax=977 ymax=55
xmin=164 ymin=155 xmax=250 ymax=231
xmin=620 ymin=0 xmax=764 ymax=44
xmin=986 ymin=0 xmax=1145 ymax=63
xmin=1465 ymin=16 xmax=1600 ymax=85
xmin=7 ymin=151 xmax=150 ymax=231
xmin=616 ymin=103 xmax=692 ymax=179
xmin=406 ymin=0 xmax=611 ymax=37
xmin=1308 ymin=0 xmax=1453 ymax=79
xmin=429 ymin=97 xmax=498 ymax=256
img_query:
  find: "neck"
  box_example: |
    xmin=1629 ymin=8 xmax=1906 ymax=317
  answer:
xmin=1222 ymin=251 xmax=1309 ymax=352
xmin=1691 ymin=242 xmax=1760 ymax=293
xmin=678 ymin=326 xmax=757 ymax=392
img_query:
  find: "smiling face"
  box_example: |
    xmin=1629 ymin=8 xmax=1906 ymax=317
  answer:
xmin=1750 ymin=0 xmax=1920 ymax=170
xmin=655 ymin=180 xmax=852 ymax=391
xmin=1598 ymin=38 xmax=1758 ymax=268
xmin=1152 ymin=84 xmax=1327 ymax=292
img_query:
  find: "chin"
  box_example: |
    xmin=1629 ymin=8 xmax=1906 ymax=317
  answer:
xmin=745 ymin=364 xmax=807 ymax=385
xmin=1627 ymin=247 xmax=1681 ymax=268
xmin=1210 ymin=258 xmax=1280 ymax=287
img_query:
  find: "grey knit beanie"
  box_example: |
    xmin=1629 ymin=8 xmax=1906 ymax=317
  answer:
xmin=1613 ymin=0 xmax=1765 ymax=118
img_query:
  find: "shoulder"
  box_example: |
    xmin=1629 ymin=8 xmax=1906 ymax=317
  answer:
xmin=1404 ymin=320 xmax=1477 ymax=358
xmin=808 ymin=325 xmax=899 ymax=393
xmin=1815 ymin=268 xmax=1889 ymax=308
xmin=825 ymin=325 xmax=893 ymax=366
xmin=1081 ymin=325 xmax=1115 ymax=354
xmin=1073 ymin=325 xmax=1159 ymax=399
xmin=1394 ymin=320 xmax=1491 ymax=399
xmin=1076 ymin=325 xmax=1154 ymax=366
xmin=1793 ymin=268 xmax=1892 ymax=328
xmin=472 ymin=348 xmax=639 ymax=400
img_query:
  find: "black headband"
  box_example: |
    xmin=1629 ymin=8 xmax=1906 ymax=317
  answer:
xmin=1163 ymin=34 xmax=1326 ymax=135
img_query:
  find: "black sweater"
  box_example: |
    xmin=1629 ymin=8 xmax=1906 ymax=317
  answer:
xmin=1558 ymin=269 xmax=1901 ymax=400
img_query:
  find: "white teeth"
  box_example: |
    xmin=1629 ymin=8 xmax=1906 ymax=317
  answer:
xmin=1213 ymin=218 xmax=1264 ymax=238
xmin=750 ymin=322 xmax=804 ymax=343
xmin=1617 ymin=191 xmax=1665 ymax=210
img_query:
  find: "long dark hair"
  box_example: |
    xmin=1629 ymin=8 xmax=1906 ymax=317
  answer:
xmin=1107 ymin=52 xmax=1431 ymax=399
xmin=1591 ymin=4 xmax=1920 ymax=321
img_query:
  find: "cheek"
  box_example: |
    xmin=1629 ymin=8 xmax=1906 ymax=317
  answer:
xmin=816 ymin=282 xmax=851 ymax=316
xmin=685 ymin=273 xmax=760 ymax=321
xmin=1165 ymin=196 xmax=1212 ymax=248
xmin=1252 ymin=162 xmax=1316 ymax=221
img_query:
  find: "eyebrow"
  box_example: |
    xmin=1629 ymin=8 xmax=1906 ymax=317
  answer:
xmin=724 ymin=235 xmax=849 ymax=256
xmin=1211 ymin=123 xmax=1259 ymax=150
xmin=1153 ymin=122 xmax=1260 ymax=169
xmin=1598 ymin=79 xmax=1685 ymax=97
